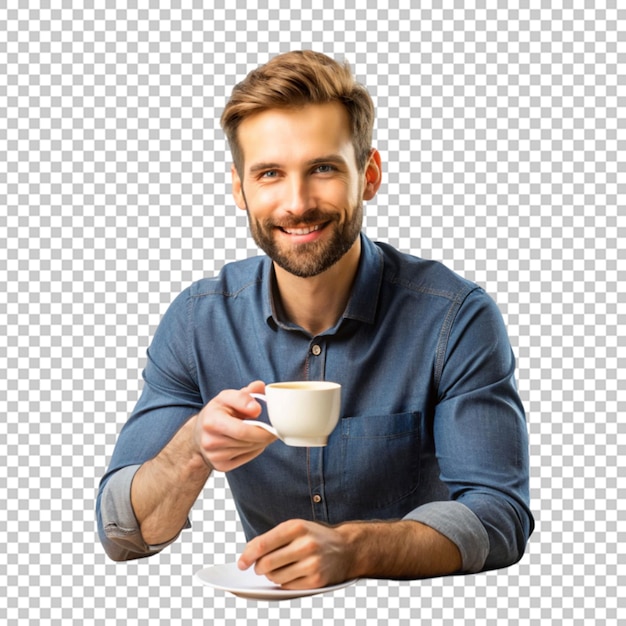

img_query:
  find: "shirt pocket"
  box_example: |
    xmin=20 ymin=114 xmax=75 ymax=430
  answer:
xmin=340 ymin=411 xmax=421 ymax=511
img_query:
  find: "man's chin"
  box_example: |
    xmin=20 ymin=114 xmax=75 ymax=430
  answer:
xmin=272 ymin=256 xmax=334 ymax=279
xmin=271 ymin=243 xmax=353 ymax=278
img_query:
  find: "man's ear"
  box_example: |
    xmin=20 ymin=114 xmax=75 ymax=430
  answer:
xmin=362 ymin=148 xmax=382 ymax=201
xmin=231 ymin=164 xmax=247 ymax=210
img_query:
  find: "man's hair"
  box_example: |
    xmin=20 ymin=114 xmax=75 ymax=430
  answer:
xmin=220 ymin=50 xmax=375 ymax=176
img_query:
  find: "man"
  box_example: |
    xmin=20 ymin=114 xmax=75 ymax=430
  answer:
xmin=97 ymin=50 xmax=533 ymax=589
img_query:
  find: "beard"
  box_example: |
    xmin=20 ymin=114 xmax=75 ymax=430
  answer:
xmin=247 ymin=203 xmax=363 ymax=278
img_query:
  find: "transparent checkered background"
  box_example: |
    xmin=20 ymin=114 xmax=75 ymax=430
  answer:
xmin=1 ymin=3 xmax=623 ymax=625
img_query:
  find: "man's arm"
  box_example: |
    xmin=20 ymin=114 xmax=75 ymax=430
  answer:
xmin=129 ymin=417 xmax=212 ymax=546
xmin=99 ymin=382 xmax=276 ymax=559
xmin=238 ymin=518 xmax=461 ymax=589
xmin=342 ymin=519 xmax=462 ymax=579
xmin=130 ymin=382 xmax=276 ymax=547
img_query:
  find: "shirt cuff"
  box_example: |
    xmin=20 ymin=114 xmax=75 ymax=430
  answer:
xmin=100 ymin=464 xmax=190 ymax=560
xmin=403 ymin=501 xmax=490 ymax=573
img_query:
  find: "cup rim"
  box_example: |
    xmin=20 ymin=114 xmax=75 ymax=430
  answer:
xmin=266 ymin=381 xmax=340 ymax=390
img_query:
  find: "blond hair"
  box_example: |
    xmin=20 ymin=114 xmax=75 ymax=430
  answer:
xmin=220 ymin=50 xmax=375 ymax=176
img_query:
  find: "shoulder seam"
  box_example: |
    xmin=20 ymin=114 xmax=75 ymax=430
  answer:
xmin=433 ymin=286 xmax=483 ymax=391
xmin=190 ymin=277 xmax=263 ymax=299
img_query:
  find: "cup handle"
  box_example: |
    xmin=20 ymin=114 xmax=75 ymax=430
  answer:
xmin=244 ymin=393 xmax=279 ymax=437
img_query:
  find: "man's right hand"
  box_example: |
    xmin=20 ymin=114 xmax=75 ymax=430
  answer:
xmin=193 ymin=380 xmax=278 ymax=472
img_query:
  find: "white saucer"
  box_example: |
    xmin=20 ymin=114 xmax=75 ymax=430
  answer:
xmin=196 ymin=561 xmax=358 ymax=600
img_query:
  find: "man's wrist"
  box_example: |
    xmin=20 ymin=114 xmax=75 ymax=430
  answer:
xmin=335 ymin=521 xmax=387 ymax=580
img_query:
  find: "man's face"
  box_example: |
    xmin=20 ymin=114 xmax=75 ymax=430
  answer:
xmin=231 ymin=102 xmax=377 ymax=278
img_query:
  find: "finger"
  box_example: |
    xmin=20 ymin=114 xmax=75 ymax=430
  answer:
xmin=199 ymin=385 xmax=264 ymax=441
xmin=243 ymin=379 xmax=266 ymax=395
xmin=196 ymin=383 xmax=275 ymax=470
xmin=263 ymin=565 xmax=308 ymax=588
xmin=238 ymin=520 xmax=305 ymax=571
xmin=266 ymin=566 xmax=318 ymax=590
xmin=206 ymin=445 xmax=271 ymax=473
xmin=206 ymin=411 xmax=277 ymax=446
xmin=238 ymin=528 xmax=287 ymax=571
xmin=210 ymin=387 xmax=263 ymax=420
xmin=198 ymin=413 xmax=275 ymax=461
xmin=256 ymin=551 xmax=329 ymax=590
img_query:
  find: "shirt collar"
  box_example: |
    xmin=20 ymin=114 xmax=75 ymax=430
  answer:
xmin=342 ymin=233 xmax=384 ymax=324
xmin=263 ymin=233 xmax=384 ymax=329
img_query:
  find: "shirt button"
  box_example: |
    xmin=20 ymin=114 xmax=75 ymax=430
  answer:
xmin=311 ymin=344 xmax=322 ymax=356
xmin=312 ymin=494 xmax=322 ymax=503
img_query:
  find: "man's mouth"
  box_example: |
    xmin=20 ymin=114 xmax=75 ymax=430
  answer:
xmin=280 ymin=223 xmax=325 ymax=236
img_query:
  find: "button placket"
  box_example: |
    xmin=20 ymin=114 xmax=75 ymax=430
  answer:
xmin=306 ymin=339 xmax=326 ymax=380
xmin=306 ymin=445 xmax=328 ymax=522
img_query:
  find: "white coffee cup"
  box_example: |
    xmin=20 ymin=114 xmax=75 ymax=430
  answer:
xmin=244 ymin=381 xmax=341 ymax=447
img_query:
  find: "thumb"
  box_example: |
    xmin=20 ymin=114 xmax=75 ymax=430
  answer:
xmin=240 ymin=380 xmax=265 ymax=416
xmin=244 ymin=380 xmax=266 ymax=394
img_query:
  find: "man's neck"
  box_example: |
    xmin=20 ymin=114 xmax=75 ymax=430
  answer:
xmin=273 ymin=238 xmax=361 ymax=336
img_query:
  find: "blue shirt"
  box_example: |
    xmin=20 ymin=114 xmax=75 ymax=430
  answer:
xmin=97 ymin=234 xmax=534 ymax=571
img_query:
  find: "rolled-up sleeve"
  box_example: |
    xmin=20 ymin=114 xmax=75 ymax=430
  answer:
xmin=97 ymin=465 xmax=190 ymax=561
xmin=404 ymin=501 xmax=490 ymax=573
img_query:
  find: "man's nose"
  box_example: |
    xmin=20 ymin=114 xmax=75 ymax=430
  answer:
xmin=284 ymin=177 xmax=311 ymax=215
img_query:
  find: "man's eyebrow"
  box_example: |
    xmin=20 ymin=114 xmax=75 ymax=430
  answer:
xmin=248 ymin=162 xmax=281 ymax=174
xmin=308 ymin=154 xmax=349 ymax=167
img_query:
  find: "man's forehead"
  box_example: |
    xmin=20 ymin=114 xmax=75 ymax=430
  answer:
xmin=237 ymin=103 xmax=355 ymax=169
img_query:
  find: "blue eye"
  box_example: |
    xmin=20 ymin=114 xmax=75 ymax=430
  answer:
xmin=315 ymin=164 xmax=335 ymax=174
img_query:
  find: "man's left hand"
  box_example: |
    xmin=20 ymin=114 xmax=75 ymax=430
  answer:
xmin=237 ymin=519 xmax=354 ymax=589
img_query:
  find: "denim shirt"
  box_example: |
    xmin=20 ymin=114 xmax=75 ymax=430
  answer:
xmin=97 ymin=234 xmax=534 ymax=571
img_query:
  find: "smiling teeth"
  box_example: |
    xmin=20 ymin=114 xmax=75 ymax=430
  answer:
xmin=283 ymin=224 xmax=322 ymax=235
